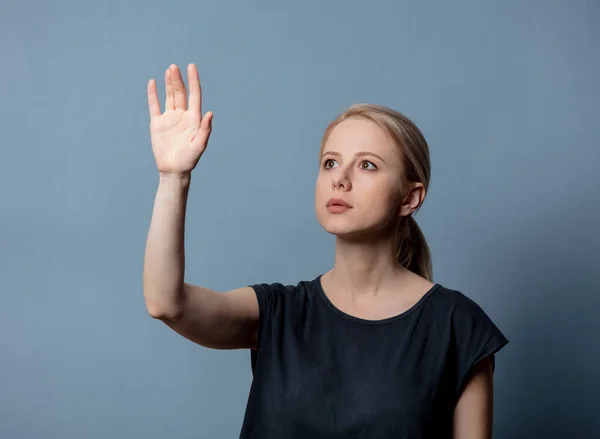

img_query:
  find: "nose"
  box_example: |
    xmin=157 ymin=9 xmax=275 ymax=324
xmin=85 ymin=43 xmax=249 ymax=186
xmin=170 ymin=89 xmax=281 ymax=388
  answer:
xmin=332 ymin=172 xmax=351 ymax=191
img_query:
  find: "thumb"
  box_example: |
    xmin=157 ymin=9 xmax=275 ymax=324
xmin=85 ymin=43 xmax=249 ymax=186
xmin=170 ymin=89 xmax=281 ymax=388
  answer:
xmin=200 ymin=111 xmax=213 ymax=132
xmin=190 ymin=111 xmax=213 ymax=151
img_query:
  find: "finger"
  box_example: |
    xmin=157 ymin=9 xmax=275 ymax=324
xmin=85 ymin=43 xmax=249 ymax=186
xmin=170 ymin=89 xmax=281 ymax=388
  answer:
xmin=191 ymin=111 xmax=213 ymax=150
xmin=200 ymin=111 xmax=213 ymax=132
xmin=165 ymin=67 xmax=174 ymax=110
xmin=171 ymin=65 xmax=187 ymax=110
xmin=187 ymin=63 xmax=202 ymax=116
xmin=147 ymin=79 xmax=161 ymax=119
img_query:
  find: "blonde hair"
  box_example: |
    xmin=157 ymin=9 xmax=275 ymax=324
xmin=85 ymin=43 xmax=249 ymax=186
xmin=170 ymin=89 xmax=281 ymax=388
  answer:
xmin=319 ymin=103 xmax=433 ymax=282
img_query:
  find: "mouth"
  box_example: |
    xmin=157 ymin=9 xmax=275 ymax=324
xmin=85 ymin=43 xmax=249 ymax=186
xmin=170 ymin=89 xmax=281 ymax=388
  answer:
xmin=326 ymin=198 xmax=352 ymax=208
xmin=326 ymin=198 xmax=352 ymax=212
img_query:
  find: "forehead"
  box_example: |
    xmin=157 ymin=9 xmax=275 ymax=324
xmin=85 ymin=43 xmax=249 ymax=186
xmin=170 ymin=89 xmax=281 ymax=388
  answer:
xmin=323 ymin=118 xmax=398 ymax=158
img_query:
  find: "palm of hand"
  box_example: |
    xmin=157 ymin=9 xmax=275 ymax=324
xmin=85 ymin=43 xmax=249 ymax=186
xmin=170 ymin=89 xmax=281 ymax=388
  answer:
xmin=151 ymin=108 xmax=203 ymax=174
xmin=147 ymin=64 xmax=213 ymax=175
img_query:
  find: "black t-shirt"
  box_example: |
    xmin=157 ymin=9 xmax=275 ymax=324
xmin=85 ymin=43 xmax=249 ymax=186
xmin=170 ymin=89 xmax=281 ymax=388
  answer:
xmin=239 ymin=274 xmax=509 ymax=439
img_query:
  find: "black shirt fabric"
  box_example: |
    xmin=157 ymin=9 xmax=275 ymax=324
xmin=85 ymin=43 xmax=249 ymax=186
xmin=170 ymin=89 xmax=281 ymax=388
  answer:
xmin=239 ymin=274 xmax=509 ymax=439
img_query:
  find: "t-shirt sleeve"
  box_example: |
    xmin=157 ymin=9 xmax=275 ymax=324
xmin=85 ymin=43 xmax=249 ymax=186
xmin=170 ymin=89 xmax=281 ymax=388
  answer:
xmin=248 ymin=282 xmax=284 ymax=351
xmin=451 ymin=293 xmax=509 ymax=400
xmin=247 ymin=282 xmax=288 ymax=375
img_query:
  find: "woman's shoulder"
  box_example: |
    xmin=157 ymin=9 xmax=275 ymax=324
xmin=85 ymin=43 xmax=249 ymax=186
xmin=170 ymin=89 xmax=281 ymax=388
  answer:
xmin=428 ymin=283 xmax=493 ymax=317
xmin=430 ymin=283 xmax=509 ymax=345
xmin=248 ymin=274 xmax=321 ymax=302
xmin=249 ymin=275 xmax=319 ymax=292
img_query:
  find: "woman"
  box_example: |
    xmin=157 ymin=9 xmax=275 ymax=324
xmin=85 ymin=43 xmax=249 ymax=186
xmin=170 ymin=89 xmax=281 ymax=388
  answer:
xmin=144 ymin=63 xmax=509 ymax=438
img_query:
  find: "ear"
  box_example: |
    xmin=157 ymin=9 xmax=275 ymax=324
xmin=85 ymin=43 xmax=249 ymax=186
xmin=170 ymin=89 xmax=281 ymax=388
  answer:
xmin=399 ymin=183 xmax=425 ymax=216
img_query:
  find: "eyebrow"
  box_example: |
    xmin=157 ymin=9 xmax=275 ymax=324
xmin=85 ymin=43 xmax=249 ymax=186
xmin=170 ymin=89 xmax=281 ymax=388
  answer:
xmin=321 ymin=150 xmax=387 ymax=164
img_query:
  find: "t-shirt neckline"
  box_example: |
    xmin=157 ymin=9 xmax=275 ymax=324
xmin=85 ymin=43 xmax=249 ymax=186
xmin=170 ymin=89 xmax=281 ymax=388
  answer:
xmin=314 ymin=274 xmax=442 ymax=326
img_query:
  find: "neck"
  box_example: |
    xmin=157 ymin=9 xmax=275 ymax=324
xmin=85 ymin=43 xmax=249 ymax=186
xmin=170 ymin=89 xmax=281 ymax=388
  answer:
xmin=327 ymin=233 xmax=408 ymax=298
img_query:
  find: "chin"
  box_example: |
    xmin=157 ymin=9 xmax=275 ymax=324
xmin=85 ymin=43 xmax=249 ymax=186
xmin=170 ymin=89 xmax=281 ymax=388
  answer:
xmin=322 ymin=224 xmax=355 ymax=237
xmin=323 ymin=225 xmax=376 ymax=242
xmin=316 ymin=208 xmax=394 ymax=241
xmin=316 ymin=212 xmax=366 ymax=238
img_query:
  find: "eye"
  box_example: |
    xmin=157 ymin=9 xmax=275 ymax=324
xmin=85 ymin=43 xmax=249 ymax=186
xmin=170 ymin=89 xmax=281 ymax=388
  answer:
xmin=359 ymin=160 xmax=377 ymax=170
xmin=323 ymin=158 xmax=338 ymax=169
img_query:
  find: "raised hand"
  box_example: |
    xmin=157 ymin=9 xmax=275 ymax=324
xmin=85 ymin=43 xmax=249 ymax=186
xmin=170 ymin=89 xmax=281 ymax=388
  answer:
xmin=147 ymin=64 xmax=213 ymax=176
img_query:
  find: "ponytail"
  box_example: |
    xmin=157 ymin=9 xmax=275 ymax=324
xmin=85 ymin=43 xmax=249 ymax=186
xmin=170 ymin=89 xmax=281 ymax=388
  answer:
xmin=395 ymin=215 xmax=433 ymax=282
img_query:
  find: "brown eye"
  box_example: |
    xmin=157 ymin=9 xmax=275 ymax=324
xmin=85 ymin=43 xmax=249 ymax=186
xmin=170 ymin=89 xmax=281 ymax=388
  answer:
xmin=323 ymin=159 xmax=337 ymax=169
xmin=360 ymin=160 xmax=376 ymax=170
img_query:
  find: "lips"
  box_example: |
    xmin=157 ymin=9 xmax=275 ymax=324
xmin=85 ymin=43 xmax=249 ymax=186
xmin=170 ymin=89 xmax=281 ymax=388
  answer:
xmin=326 ymin=198 xmax=352 ymax=208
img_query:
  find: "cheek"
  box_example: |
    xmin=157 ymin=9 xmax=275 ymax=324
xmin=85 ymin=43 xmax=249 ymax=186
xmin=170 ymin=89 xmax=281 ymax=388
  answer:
xmin=359 ymin=183 xmax=401 ymax=217
xmin=314 ymin=177 xmax=327 ymax=209
xmin=315 ymin=172 xmax=330 ymax=194
xmin=358 ymin=177 xmax=395 ymax=201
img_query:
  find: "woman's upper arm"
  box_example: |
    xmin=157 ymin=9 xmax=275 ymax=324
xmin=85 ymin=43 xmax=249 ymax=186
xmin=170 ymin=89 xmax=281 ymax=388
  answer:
xmin=157 ymin=283 xmax=260 ymax=350
xmin=453 ymin=356 xmax=495 ymax=439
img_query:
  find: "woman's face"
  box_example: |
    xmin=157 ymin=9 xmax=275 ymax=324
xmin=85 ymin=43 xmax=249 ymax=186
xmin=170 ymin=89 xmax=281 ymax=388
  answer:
xmin=315 ymin=118 xmax=408 ymax=239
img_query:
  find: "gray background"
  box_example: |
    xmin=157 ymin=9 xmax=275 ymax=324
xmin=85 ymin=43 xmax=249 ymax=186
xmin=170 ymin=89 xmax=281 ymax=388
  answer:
xmin=2 ymin=0 xmax=599 ymax=438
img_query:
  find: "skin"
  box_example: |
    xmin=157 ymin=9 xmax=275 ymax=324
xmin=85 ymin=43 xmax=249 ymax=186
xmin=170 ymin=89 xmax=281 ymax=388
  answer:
xmin=146 ymin=63 xmax=494 ymax=436
xmin=454 ymin=357 xmax=495 ymax=438
xmin=314 ymin=118 xmax=494 ymax=437
xmin=314 ymin=117 xmax=433 ymax=315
